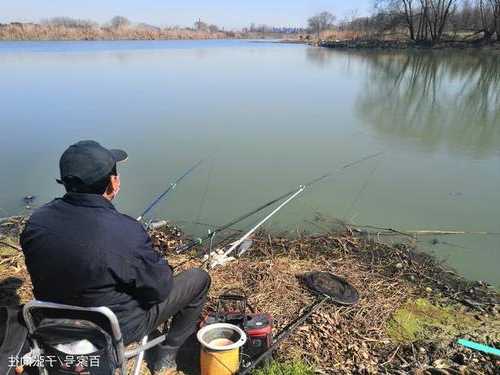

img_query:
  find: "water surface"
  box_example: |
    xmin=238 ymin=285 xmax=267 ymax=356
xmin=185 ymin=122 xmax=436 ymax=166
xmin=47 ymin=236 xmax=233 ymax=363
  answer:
xmin=0 ymin=40 xmax=499 ymax=285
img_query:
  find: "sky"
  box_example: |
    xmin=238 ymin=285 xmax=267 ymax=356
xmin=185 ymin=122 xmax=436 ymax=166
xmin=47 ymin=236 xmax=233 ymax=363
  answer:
xmin=0 ymin=0 xmax=373 ymax=29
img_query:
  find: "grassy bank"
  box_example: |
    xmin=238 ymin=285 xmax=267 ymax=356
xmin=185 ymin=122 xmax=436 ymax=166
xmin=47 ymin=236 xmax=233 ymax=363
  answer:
xmin=1 ymin=216 xmax=499 ymax=374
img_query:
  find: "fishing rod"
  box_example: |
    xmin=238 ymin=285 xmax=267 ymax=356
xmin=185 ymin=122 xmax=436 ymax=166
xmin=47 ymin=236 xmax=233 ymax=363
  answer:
xmin=213 ymin=152 xmax=384 ymax=265
xmin=132 ymin=159 xmax=202 ymax=374
xmin=213 ymin=186 xmax=305 ymax=266
xmin=136 ymin=160 xmax=203 ymax=222
xmin=176 ymin=152 xmax=383 ymax=255
xmin=175 ymin=186 xmax=300 ymax=253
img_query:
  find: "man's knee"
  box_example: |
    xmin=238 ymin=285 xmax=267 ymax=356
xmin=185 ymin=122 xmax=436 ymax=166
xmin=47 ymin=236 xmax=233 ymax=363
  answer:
xmin=188 ymin=268 xmax=211 ymax=295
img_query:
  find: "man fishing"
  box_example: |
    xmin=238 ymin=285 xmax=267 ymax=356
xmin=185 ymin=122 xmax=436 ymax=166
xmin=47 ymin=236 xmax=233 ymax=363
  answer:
xmin=20 ymin=140 xmax=210 ymax=375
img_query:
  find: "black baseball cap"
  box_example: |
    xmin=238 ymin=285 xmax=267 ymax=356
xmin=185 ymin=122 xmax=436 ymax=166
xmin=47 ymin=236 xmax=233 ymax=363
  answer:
xmin=59 ymin=140 xmax=128 ymax=185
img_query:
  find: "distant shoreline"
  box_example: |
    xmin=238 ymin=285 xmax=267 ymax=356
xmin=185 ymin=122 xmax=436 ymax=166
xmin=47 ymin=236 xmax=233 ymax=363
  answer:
xmin=0 ymin=35 xmax=263 ymax=42
xmin=0 ymin=22 xmax=294 ymax=42
xmin=4 ymin=23 xmax=496 ymax=51
xmin=0 ymin=37 xmax=266 ymax=42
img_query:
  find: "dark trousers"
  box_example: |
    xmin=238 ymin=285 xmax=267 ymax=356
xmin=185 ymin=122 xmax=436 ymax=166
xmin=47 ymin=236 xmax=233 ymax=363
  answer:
xmin=145 ymin=268 xmax=211 ymax=347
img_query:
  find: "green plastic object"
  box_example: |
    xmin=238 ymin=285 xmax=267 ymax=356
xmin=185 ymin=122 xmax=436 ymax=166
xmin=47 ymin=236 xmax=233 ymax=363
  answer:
xmin=457 ymin=339 xmax=500 ymax=356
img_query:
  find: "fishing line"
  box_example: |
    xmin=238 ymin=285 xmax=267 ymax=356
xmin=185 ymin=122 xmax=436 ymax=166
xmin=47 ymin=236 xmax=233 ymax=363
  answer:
xmin=137 ymin=159 xmax=203 ymax=222
xmin=173 ymin=205 xmax=288 ymax=270
xmin=210 ymin=178 xmax=339 ymax=253
xmin=344 ymin=158 xmax=381 ymax=222
xmin=177 ymin=152 xmax=383 ymax=254
xmin=173 ymin=152 xmax=384 ymax=268
xmin=174 ymin=188 xmax=299 ymax=253
xmin=213 ymin=152 xmax=385 ymax=264
xmin=174 ymin=219 xmax=244 ymax=233
xmin=194 ymin=157 xmax=215 ymax=231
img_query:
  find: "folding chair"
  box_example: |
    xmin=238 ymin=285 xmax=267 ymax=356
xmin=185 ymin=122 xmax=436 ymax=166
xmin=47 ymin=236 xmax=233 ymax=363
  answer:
xmin=23 ymin=300 xmax=167 ymax=375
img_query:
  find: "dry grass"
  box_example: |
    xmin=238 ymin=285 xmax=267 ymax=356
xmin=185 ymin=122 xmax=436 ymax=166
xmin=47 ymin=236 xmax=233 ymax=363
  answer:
xmin=201 ymin=254 xmax=413 ymax=373
xmin=0 ymin=24 xmax=235 ymax=41
xmin=1 ymin=217 xmax=499 ymax=374
xmin=154 ymin=224 xmax=499 ymax=374
xmin=0 ymin=23 xmax=292 ymax=41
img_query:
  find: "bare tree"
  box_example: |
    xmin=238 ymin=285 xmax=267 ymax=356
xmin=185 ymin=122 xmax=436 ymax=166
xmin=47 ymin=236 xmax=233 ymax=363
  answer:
xmin=495 ymin=0 xmax=500 ymax=36
xmin=375 ymin=0 xmax=419 ymax=40
xmin=348 ymin=0 xmax=498 ymax=42
xmin=397 ymin=0 xmax=418 ymax=40
xmin=421 ymin=0 xmax=458 ymax=42
xmin=110 ymin=16 xmax=130 ymax=29
xmin=42 ymin=17 xmax=97 ymax=28
xmin=308 ymin=11 xmax=336 ymax=39
xmin=374 ymin=0 xmax=458 ymax=43
xmin=194 ymin=19 xmax=208 ymax=31
xmin=479 ymin=0 xmax=500 ymax=39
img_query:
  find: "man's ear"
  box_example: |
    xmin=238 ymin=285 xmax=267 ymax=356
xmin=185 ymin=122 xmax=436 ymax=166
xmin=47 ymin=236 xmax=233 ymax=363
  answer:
xmin=104 ymin=175 xmax=120 ymax=196
xmin=104 ymin=183 xmax=114 ymax=196
xmin=110 ymin=175 xmax=120 ymax=191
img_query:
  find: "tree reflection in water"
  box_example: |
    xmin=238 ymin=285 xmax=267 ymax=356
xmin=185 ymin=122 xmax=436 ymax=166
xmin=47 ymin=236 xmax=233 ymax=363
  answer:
xmin=307 ymin=48 xmax=500 ymax=157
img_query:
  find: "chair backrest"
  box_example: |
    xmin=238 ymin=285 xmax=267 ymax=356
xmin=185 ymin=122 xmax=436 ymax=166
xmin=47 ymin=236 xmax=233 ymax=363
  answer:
xmin=22 ymin=300 xmax=126 ymax=375
xmin=23 ymin=301 xmax=121 ymax=339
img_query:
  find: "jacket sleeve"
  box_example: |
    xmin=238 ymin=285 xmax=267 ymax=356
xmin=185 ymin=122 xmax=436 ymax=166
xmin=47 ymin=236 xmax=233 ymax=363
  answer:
xmin=124 ymin=226 xmax=173 ymax=307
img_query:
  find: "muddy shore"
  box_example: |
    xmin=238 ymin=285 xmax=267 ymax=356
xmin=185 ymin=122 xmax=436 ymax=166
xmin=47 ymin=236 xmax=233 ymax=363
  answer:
xmin=1 ymin=216 xmax=499 ymax=374
xmin=319 ymin=39 xmax=500 ymax=51
xmin=280 ymin=37 xmax=500 ymax=51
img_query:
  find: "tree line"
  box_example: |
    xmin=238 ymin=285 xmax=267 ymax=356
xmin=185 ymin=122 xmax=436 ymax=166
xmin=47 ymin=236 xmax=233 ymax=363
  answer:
xmin=37 ymin=16 xmax=307 ymax=35
xmin=308 ymin=0 xmax=499 ymax=44
xmin=35 ymin=16 xmax=214 ymax=32
xmin=377 ymin=0 xmax=499 ymax=43
xmin=1 ymin=15 xmax=309 ymax=41
xmin=0 ymin=16 xmax=235 ymax=41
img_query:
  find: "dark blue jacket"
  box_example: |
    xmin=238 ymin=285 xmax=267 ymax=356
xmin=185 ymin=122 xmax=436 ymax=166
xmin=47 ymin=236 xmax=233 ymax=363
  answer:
xmin=20 ymin=193 xmax=173 ymax=344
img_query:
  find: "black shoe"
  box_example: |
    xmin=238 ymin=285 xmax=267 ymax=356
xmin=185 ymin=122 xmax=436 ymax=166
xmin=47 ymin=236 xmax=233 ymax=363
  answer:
xmin=145 ymin=343 xmax=180 ymax=375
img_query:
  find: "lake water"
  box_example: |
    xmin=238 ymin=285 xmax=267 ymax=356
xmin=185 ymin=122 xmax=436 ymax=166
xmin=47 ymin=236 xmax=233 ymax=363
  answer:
xmin=0 ymin=40 xmax=499 ymax=286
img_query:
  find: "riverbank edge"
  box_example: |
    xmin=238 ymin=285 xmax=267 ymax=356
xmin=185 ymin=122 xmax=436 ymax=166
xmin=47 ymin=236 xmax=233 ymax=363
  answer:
xmin=280 ymin=37 xmax=500 ymax=51
xmin=1 ymin=216 xmax=498 ymax=373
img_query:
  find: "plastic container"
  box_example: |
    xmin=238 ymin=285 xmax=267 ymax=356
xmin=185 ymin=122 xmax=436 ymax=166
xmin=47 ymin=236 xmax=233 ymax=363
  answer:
xmin=197 ymin=323 xmax=247 ymax=375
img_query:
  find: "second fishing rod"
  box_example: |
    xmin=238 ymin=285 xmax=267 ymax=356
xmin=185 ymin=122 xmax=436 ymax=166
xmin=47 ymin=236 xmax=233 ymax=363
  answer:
xmin=175 ymin=152 xmax=383 ymax=257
